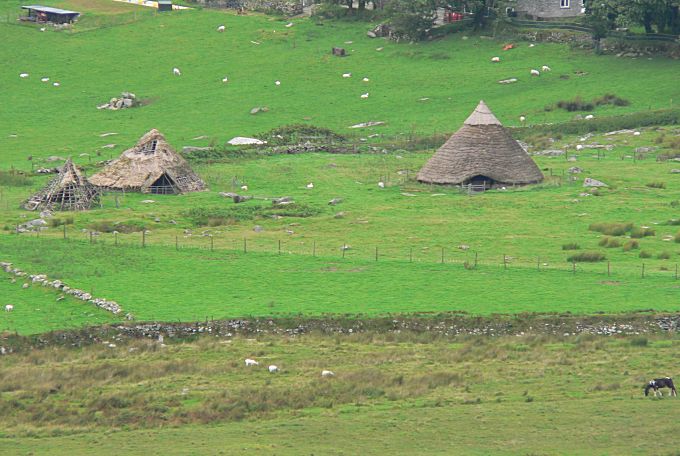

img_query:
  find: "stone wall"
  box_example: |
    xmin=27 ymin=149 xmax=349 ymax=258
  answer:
xmin=515 ymin=0 xmax=584 ymax=19
xmin=188 ymin=0 xmax=303 ymax=16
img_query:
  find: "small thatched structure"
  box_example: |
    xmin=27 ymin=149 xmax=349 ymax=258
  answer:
xmin=90 ymin=129 xmax=206 ymax=194
xmin=24 ymin=158 xmax=99 ymax=211
xmin=417 ymin=101 xmax=543 ymax=189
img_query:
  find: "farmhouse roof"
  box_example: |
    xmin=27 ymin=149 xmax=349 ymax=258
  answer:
xmin=24 ymin=158 xmax=99 ymax=211
xmin=416 ymin=101 xmax=544 ymax=186
xmin=89 ymin=129 xmax=206 ymax=194
xmin=21 ymin=5 xmax=80 ymax=15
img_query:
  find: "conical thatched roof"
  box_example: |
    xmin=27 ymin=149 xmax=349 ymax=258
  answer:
xmin=89 ymin=129 xmax=206 ymax=194
xmin=417 ymin=101 xmax=543 ymax=186
xmin=24 ymin=158 xmax=100 ymax=211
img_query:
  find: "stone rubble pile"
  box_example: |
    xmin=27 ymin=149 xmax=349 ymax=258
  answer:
xmin=1 ymin=262 xmax=122 ymax=314
xmin=97 ymin=92 xmax=140 ymax=111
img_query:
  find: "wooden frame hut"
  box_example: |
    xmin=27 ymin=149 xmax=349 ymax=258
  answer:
xmin=89 ymin=129 xmax=206 ymax=194
xmin=417 ymin=101 xmax=543 ymax=190
xmin=24 ymin=158 xmax=99 ymax=211
xmin=21 ymin=5 xmax=80 ymax=24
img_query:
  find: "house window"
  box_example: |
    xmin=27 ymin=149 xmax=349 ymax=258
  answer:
xmin=560 ymin=0 xmax=570 ymax=7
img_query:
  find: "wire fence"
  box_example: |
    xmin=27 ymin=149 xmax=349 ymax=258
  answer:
xmin=10 ymin=227 xmax=680 ymax=282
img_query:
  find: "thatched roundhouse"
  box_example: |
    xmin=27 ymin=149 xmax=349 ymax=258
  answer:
xmin=417 ymin=101 xmax=543 ymax=190
xmin=24 ymin=158 xmax=99 ymax=211
xmin=90 ymin=129 xmax=206 ymax=194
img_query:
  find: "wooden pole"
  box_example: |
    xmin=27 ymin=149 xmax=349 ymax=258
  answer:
xmin=642 ymin=263 xmax=645 ymax=278
xmin=375 ymin=246 xmax=378 ymax=261
xmin=243 ymin=238 xmax=247 ymax=253
xmin=607 ymin=261 xmax=611 ymax=277
xmin=278 ymin=239 xmax=281 ymax=255
xmin=63 ymin=224 xmax=66 ymax=240
xmin=115 ymin=232 xmax=118 ymax=246
xmin=441 ymin=247 xmax=444 ymax=264
xmin=572 ymin=261 xmax=576 ymax=274
xmin=676 ymin=264 xmax=678 ymax=280
xmin=142 ymin=230 xmax=146 ymax=248
xmin=342 ymin=244 xmax=346 ymax=259
xmin=313 ymin=240 xmax=316 ymax=257
xmin=537 ymin=257 xmax=540 ymax=271
xmin=503 ymin=254 xmax=507 ymax=270
xmin=176 ymin=235 xmax=178 ymax=251
xmin=474 ymin=251 xmax=478 ymax=268
xmin=210 ymin=236 xmax=214 ymax=252
xmin=89 ymin=231 xmax=93 ymax=244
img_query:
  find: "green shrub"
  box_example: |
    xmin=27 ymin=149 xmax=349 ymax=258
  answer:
xmin=666 ymin=219 xmax=680 ymax=226
xmin=255 ymin=124 xmax=345 ymax=145
xmin=646 ymin=181 xmax=666 ymax=189
xmin=593 ymin=93 xmax=630 ymax=107
xmin=556 ymin=96 xmax=594 ymax=112
xmin=657 ymin=251 xmax=671 ymax=260
xmin=567 ymin=252 xmax=606 ymax=262
xmin=630 ymin=337 xmax=648 ymax=347
xmin=183 ymin=203 xmax=322 ymax=227
xmin=630 ymin=227 xmax=655 ymax=238
xmin=675 ymin=231 xmax=680 ymax=243
xmin=0 ymin=170 xmax=31 ymax=187
xmin=87 ymin=220 xmax=146 ymax=233
xmin=622 ymin=240 xmax=639 ymax=251
xmin=48 ymin=217 xmax=74 ymax=228
xmin=562 ymin=242 xmax=580 ymax=250
xmin=639 ymin=250 xmax=652 ymax=258
xmin=598 ymin=237 xmax=621 ymax=248
xmin=589 ymin=222 xmax=633 ymax=236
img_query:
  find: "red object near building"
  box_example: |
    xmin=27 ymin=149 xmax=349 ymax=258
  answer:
xmin=444 ymin=11 xmax=464 ymax=23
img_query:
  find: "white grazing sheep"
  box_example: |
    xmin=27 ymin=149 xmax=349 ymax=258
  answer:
xmin=217 ymin=25 xmax=225 ymax=32
xmin=377 ymin=181 xmax=385 ymax=188
xmin=40 ymin=27 xmax=46 ymax=32
xmin=576 ymin=144 xmax=584 ymax=151
xmin=529 ymin=43 xmax=535 ymax=48
xmin=222 ymin=76 xmax=229 ymax=83
xmin=41 ymin=77 xmax=49 ymax=82
xmin=19 ymin=73 xmax=29 ymax=78
xmin=362 ymin=77 xmax=370 ymax=82
xmin=275 ymin=80 xmax=281 ymax=86
xmin=541 ymin=65 xmax=551 ymax=72
xmin=306 ymin=182 xmax=314 ymax=189
xmin=173 ymin=67 xmax=181 ymax=76
xmin=268 ymin=365 xmax=279 ymax=373
xmin=321 ymin=370 xmax=335 ymax=377
xmin=52 ymin=82 xmax=60 ymax=87
xmin=491 ymin=56 xmax=500 ymax=63
xmin=633 ymin=131 xmax=641 ymax=136
xmin=360 ymin=93 xmax=369 ymax=99
xmin=585 ymin=114 xmax=594 ymax=120
xmin=4 ymin=305 xmax=13 ymax=312
xmin=285 ymin=22 xmax=293 ymax=28
xmin=240 ymin=185 xmax=248 ymax=191
xmin=245 ymin=358 xmax=259 ymax=366
xmin=519 ymin=116 xmax=526 ymax=122
xmin=342 ymin=73 xmax=352 ymax=78
xmin=530 ymin=69 xmax=540 ymax=76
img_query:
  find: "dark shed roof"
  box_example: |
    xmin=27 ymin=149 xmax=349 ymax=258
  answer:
xmin=21 ymin=5 xmax=80 ymax=15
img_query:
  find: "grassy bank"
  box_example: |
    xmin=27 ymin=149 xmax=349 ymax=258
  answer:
xmin=0 ymin=332 xmax=678 ymax=454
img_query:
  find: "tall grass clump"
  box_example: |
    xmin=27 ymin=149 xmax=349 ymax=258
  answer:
xmin=589 ymin=222 xmax=633 ymax=236
xmin=657 ymin=251 xmax=671 ymax=260
xmin=675 ymin=231 xmax=680 ymax=243
xmin=646 ymin=182 xmax=666 ymax=189
xmin=562 ymin=243 xmax=580 ymax=250
xmin=639 ymin=250 xmax=653 ymax=259
xmin=630 ymin=227 xmax=655 ymax=239
xmin=0 ymin=170 xmax=31 ymax=186
xmin=598 ymin=237 xmax=621 ymax=248
xmin=566 ymin=252 xmax=606 ymax=262
xmin=622 ymin=240 xmax=639 ymax=251
xmin=666 ymin=219 xmax=680 ymax=226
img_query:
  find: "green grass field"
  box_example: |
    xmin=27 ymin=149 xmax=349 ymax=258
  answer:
xmin=1 ymin=333 xmax=680 ymax=455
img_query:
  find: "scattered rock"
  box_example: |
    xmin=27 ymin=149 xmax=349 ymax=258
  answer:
xmin=583 ymin=178 xmax=608 ymax=188
xmin=253 ymin=225 xmax=264 ymax=233
xmin=250 ymin=106 xmax=269 ymax=115
xmin=228 ymin=137 xmax=266 ymax=146
xmin=349 ymin=121 xmax=385 ymax=129
xmin=670 ymin=169 xmax=680 ymax=174
xmin=535 ymin=149 xmax=565 ymax=157
xmin=498 ymin=78 xmax=518 ymax=84
xmin=182 ymin=146 xmax=212 ymax=154
xmin=328 ymin=198 xmax=343 ymax=206
xmin=568 ymin=167 xmax=583 ymax=174
xmin=97 ymin=92 xmax=140 ymax=111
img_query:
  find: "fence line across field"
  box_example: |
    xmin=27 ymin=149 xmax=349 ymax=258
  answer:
xmin=15 ymin=228 xmax=680 ymax=281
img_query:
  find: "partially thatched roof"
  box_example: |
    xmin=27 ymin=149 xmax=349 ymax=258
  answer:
xmin=90 ymin=129 xmax=206 ymax=194
xmin=24 ymin=158 xmax=99 ymax=211
xmin=417 ymin=101 xmax=544 ymax=186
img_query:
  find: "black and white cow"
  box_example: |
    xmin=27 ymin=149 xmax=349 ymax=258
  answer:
xmin=644 ymin=377 xmax=677 ymax=397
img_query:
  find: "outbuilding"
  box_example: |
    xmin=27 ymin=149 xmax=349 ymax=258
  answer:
xmin=21 ymin=5 xmax=80 ymax=24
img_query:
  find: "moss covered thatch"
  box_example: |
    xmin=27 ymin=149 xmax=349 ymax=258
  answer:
xmin=417 ymin=101 xmax=543 ymax=188
xmin=90 ymin=129 xmax=206 ymax=194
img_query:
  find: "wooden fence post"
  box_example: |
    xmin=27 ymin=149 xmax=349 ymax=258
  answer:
xmin=142 ymin=230 xmax=146 ymax=248
xmin=642 ymin=263 xmax=645 ymax=278
xmin=210 ymin=236 xmax=214 ymax=252
xmin=503 ymin=254 xmax=507 ymax=270
xmin=176 ymin=235 xmax=178 ymax=251
xmin=278 ymin=239 xmax=281 ymax=255
xmin=63 ymin=224 xmax=67 ymax=240
xmin=375 ymin=246 xmax=378 ymax=261
xmin=572 ymin=261 xmax=576 ymax=274
xmin=441 ymin=247 xmax=445 ymax=264
xmin=607 ymin=261 xmax=611 ymax=277
xmin=243 ymin=238 xmax=247 ymax=254
xmin=313 ymin=240 xmax=316 ymax=257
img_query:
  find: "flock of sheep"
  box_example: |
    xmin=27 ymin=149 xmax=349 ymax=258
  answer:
xmin=244 ymin=358 xmax=335 ymax=377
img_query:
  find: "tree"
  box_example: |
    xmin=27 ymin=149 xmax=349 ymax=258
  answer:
xmin=386 ymin=0 xmax=439 ymax=40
